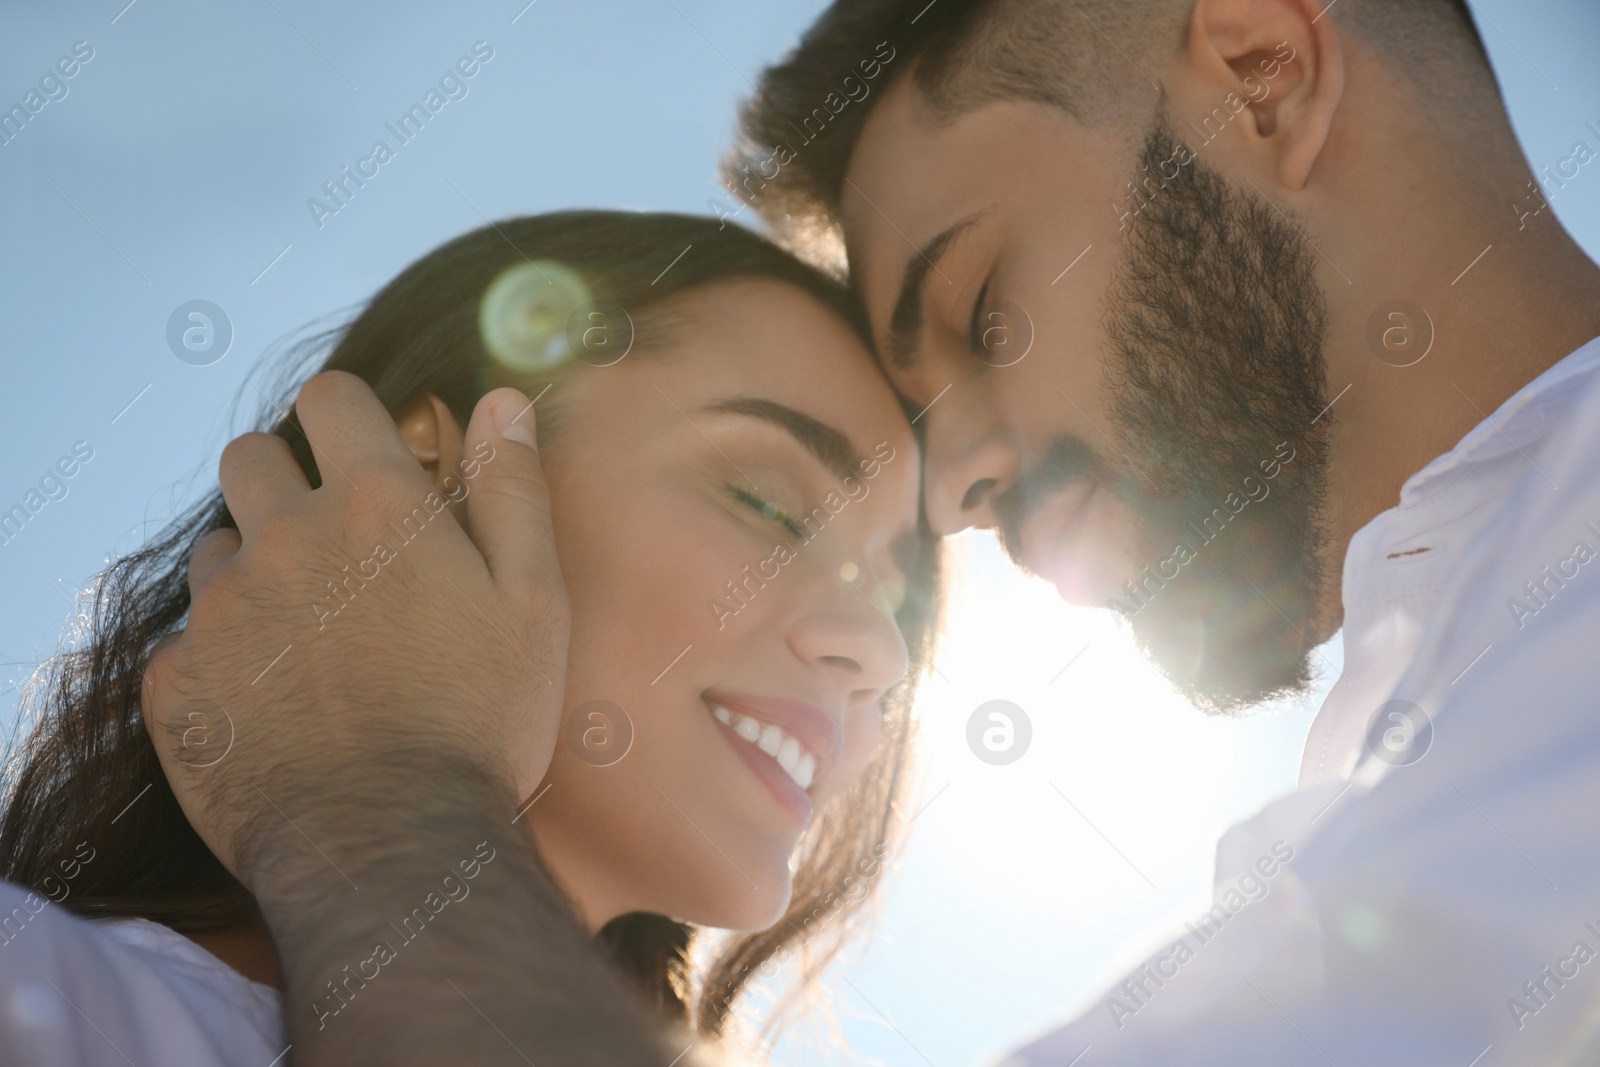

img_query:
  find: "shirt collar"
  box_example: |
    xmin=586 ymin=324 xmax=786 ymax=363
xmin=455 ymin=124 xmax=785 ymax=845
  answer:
xmin=1303 ymin=335 xmax=1600 ymax=787
xmin=1398 ymin=336 xmax=1600 ymax=507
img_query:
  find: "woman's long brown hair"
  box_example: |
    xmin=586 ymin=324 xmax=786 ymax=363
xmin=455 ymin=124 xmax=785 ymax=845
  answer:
xmin=0 ymin=210 xmax=942 ymax=1049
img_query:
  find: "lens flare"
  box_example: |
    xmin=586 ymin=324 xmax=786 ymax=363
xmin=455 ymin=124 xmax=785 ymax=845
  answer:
xmin=479 ymin=261 xmax=590 ymax=372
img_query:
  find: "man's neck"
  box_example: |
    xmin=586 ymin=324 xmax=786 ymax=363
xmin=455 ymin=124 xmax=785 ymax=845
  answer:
xmin=1316 ymin=193 xmax=1600 ymax=637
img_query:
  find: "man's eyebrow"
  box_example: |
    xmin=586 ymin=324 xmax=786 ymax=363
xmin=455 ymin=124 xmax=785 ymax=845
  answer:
xmin=886 ymin=212 xmax=985 ymax=371
xmin=700 ymin=398 xmax=861 ymax=483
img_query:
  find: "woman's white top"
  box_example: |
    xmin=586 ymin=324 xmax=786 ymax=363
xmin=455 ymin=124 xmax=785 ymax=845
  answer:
xmin=0 ymin=880 xmax=284 ymax=1066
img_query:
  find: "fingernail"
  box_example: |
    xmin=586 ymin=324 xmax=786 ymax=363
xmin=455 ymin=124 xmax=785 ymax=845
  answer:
xmin=494 ymin=392 xmax=537 ymax=449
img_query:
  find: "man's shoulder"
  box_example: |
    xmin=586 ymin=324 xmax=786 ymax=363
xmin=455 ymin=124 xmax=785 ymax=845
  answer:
xmin=0 ymin=878 xmax=284 ymax=1067
xmin=1464 ymin=348 xmax=1600 ymax=591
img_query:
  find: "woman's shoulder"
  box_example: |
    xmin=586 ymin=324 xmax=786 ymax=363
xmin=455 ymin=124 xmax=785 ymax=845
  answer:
xmin=0 ymin=878 xmax=285 ymax=1067
xmin=90 ymin=913 xmax=284 ymax=1025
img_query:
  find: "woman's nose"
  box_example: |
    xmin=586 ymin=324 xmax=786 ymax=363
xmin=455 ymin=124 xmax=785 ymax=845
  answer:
xmin=787 ymin=576 xmax=910 ymax=706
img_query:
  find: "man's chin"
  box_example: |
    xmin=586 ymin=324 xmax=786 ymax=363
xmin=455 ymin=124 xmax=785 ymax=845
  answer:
xmin=1126 ymin=577 xmax=1318 ymax=715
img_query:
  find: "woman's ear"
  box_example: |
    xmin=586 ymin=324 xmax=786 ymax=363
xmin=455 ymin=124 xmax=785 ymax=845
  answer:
xmin=394 ymin=394 xmax=469 ymax=522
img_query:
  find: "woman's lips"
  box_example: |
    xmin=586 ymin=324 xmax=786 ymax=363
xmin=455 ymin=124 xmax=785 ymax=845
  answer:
xmin=702 ymin=692 xmax=842 ymax=827
xmin=710 ymin=716 xmax=814 ymax=825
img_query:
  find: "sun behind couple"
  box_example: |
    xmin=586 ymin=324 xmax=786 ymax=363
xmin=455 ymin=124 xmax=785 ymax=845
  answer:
xmin=0 ymin=210 xmax=945 ymax=1050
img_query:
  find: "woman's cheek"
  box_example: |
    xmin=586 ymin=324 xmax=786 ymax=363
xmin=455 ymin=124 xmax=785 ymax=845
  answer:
xmin=683 ymin=520 xmax=795 ymax=642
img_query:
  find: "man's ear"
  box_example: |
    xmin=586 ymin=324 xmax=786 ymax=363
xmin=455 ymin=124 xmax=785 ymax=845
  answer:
xmin=394 ymin=394 xmax=469 ymax=521
xmin=1183 ymin=0 xmax=1345 ymax=190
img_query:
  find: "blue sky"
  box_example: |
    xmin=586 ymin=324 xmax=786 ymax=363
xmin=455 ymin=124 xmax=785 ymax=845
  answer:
xmin=3 ymin=1 xmax=1599 ymax=1064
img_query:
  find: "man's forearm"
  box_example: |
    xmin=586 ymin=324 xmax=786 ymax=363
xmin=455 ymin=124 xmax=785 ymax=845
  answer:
xmin=242 ymin=750 xmax=666 ymax=1066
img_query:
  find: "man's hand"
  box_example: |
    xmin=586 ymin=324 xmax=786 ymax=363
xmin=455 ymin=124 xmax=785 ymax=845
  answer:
xmin=136 ymin=373 xmax=667 ymax=1066
xmin=142 ymin=371 xmax=565 ymax=879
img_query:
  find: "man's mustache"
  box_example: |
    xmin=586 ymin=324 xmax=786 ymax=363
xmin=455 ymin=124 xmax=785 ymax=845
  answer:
xmin=992 ymin=436 xmax=1109 ymax=565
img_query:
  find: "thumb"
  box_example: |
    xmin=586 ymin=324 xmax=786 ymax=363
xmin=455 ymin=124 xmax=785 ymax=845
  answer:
xmin=462 ymin=387 xmax=561 ymax=593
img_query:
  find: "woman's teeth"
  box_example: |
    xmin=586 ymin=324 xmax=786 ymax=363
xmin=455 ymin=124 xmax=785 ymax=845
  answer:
xmin=711 ymin=705 xmax=816 ymax=790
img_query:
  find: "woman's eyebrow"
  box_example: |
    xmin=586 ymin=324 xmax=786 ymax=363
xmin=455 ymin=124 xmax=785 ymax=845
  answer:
xmin=700 ymin=397 xmax=861 ymax=483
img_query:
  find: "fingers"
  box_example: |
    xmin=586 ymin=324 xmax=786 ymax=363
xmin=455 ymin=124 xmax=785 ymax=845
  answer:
xmin=140 ymin=631 xmax=185 ymax=741
xmin=293 ymin=371 xmax=423 ymax=490
xmin=187 ymin=528 xmax=242 ymax=601
xmin=218 ymin=433 xmax=310 ymax=534
xmin=461 ymin=388 xmax=561 ymax=592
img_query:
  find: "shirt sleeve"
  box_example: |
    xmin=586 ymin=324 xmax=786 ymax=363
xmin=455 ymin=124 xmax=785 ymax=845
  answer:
xmin=999 ymin=376 xmax=1600 ymax=1066
xmin=0 ymin=880 xmax=283 ymax=1067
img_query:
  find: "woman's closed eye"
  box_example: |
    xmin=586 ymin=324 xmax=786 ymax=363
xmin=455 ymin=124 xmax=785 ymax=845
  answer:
xmin=728 ymin=486 xmax=806 ymax=540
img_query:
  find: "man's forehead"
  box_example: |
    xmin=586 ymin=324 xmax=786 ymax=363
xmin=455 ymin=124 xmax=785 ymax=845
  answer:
xmin=839 ymin=75 xmax=955 ymax=327
xmin=842 ymin=87 xmax=1118 ymax=329
xmin=840 ymin=71 xmax=938 ymax=216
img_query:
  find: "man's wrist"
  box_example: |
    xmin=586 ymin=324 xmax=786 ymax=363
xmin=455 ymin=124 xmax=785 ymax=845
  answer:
xmin=234 ymin=749 xmax=666 ymax=1064
xmin=236 ymin=742 xmax=528 ymax=953
xmin=234 ymin=745 xmax=520 ymax=908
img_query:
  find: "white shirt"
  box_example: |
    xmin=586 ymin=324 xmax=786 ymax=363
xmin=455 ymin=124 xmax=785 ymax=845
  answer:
xmin=1004 ymin=335 xmax=1600 ymax=1066
xmin=1300 ymin=337 xmax=1600 ymax=786
xmin=0 ymin=880 xmax=283 ymax=1066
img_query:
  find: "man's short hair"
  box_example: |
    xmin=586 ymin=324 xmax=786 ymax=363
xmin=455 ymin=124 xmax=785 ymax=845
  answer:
xmin=726 ymin=0 xmax=1498 ymax=256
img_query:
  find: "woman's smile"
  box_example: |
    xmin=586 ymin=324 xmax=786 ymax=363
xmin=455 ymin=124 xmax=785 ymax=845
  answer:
xmin=704 ymin=689 xmax=843 ymax=824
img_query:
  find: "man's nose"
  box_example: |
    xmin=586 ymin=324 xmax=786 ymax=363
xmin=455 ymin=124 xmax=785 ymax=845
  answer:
xmin=921 ymin=403 xmax=1019 ymax=536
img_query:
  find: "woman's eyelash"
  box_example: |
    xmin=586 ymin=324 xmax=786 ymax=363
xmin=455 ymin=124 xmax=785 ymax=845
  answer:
xmin=967 ymin=278 xmax=993 ymax=354
xmin=729 ymin=487 xmax=805 ymax=539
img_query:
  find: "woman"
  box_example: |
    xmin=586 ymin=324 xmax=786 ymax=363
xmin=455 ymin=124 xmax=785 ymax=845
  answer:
xmin=0 ymin=211 xmax=942 ymax=1055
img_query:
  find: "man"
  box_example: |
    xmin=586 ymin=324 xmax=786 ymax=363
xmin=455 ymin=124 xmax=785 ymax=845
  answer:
xmin=720 ymin=0 xmax=1600 ymax=1062
xmin=130 ymin=0 xmax=1600 ymax=1064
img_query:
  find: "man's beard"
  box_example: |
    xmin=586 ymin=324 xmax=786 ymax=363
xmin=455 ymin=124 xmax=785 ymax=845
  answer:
xmin=1000 ymin=120 xmax=1332 ymax=714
